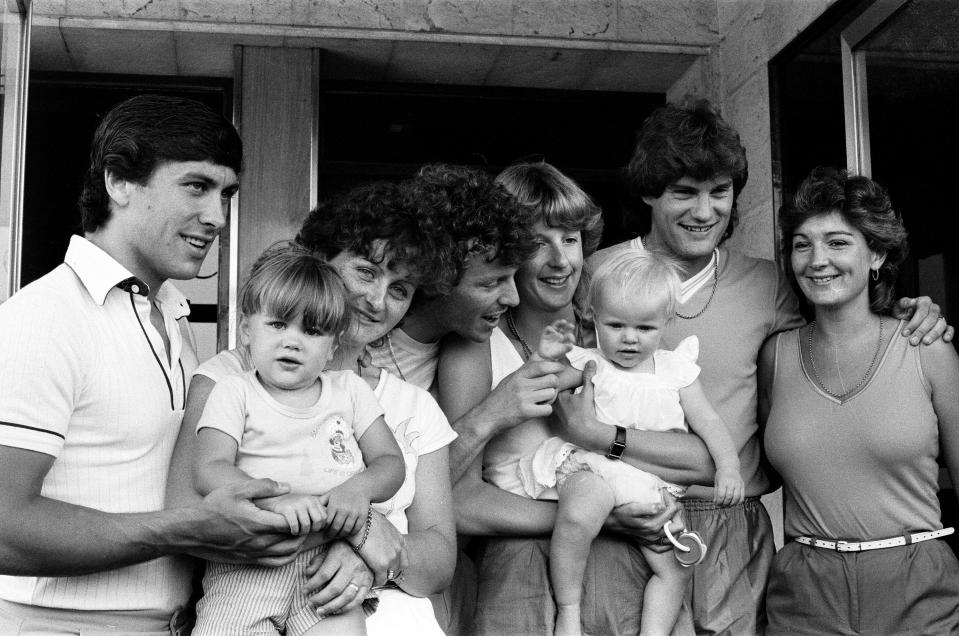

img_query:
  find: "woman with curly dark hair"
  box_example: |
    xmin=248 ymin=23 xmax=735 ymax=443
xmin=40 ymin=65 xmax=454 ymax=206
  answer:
xmin=759 ymin=167 xmax=959 ymax=634
xmin=170 ymin=180 xmax=458 ymax=634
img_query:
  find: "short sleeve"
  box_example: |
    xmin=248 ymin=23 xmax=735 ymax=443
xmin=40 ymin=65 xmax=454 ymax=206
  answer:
xmin=0 ymin=290 xmax=81 ymax=457
xmin=409 ymin=391 xmax=456 ymax=456
xmin=658 ymin=337 xmax=701 ymax=388
xmin=345 ymin=373 xmax=386 ymax=439
xmin=193 ymin=348 xmax=251 ymax=383
xmin=195 ymin=374 xmax=250 ymax=444
xmin=566 ymin=346 xmax=602 ymax=371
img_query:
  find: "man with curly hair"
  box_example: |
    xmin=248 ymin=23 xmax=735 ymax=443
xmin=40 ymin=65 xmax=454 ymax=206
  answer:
xmin=367 ymin=163 xmax=540 ymax=391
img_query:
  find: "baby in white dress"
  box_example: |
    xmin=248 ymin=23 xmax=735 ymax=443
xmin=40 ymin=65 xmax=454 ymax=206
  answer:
xmin=527 ymin=250 xmax=744 ymax=636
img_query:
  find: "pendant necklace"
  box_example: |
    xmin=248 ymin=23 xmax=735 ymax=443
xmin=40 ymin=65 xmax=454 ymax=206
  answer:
xmin=505 ymin=308 xmax=533 ymax=360
xmin=806 ymin=317 xmax=884 ymax=399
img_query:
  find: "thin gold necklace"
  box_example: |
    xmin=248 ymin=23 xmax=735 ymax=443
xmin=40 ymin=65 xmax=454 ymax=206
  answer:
xmin=385 ymin=333 xmax=406 ymax=382
xmin=806 ymin=317 xmax=884 ymax=399
xmin=641 ymin=236 xmax=719 ymax=320
xmin=505 ymin=309 xmax=533 ymax=360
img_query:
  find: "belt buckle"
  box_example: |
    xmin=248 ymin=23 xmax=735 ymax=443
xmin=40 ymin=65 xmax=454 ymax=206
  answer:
xmin=835 ymin=540 xmax=858 ymax=552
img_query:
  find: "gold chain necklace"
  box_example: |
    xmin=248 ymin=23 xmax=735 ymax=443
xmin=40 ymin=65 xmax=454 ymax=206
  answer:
xmin=505 ymin=309 xmax=533 ymax=360
xmin=640 ymin=236 xmax=719 ymax=320
xmin=675 ymin=253 xmax=719 ymax=320
xmin=806 ymin=317 xmax=884 ymax=399
xmin=385 ymin=333 xmax=406 ymax=382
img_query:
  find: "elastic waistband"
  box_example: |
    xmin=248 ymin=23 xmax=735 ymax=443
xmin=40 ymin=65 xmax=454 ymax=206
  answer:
xmin=681 ymin=495 xmax=761 ymax=512
xmin=793 ymin=527 xmax=954 ymax=553
xmin=0 ymin=598 xmax=186 ymax=632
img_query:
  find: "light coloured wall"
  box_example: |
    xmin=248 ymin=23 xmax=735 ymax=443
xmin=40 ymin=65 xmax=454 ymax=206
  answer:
xmin=33 ymin=0 xmax=720 ymax=46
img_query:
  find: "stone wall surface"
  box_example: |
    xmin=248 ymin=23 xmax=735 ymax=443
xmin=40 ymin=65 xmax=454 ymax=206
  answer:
xmin=33 ymin=0 xmax=720 ymax=45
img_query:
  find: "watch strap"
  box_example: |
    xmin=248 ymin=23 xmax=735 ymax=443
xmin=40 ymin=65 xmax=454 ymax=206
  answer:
xmin=606 ymin=425 xmax=627 ymax=460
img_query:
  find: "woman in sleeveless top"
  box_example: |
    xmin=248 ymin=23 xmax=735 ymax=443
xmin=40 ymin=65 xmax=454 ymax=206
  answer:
xmin=758 ymin=167 xmax=959 ymax=635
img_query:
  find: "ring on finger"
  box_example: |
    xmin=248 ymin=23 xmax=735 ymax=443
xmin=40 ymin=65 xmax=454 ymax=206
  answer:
xmin=387 ymin=569 xmax=396 ymax=581
xmin=346 ymin=582 xmax=360 ymax=594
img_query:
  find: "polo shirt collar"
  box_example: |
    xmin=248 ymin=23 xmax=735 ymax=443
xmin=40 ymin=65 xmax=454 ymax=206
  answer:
xmin=64 ymin=235 xmax=191 ymax=319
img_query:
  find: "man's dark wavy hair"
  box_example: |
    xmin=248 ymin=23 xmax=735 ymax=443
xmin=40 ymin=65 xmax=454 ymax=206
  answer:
xmin=78 ymin=94 xmax=242 ymax=233
xmin=295 ymin=180 xmax=451 ymax=298
xmin=626 ymin=97 xmax=748 ymax=242
xmin=780 ymin=166 xmax=907 ymax=314
xmin=404 ymin=163 xmax=537 ymax=297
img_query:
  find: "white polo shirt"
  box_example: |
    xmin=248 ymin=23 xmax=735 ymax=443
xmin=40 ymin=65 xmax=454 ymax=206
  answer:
xmin=0 ymin=235 xmax=196 ymax=613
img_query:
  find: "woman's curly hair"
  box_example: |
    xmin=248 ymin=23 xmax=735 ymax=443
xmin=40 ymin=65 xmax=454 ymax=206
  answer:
xmin=404 ymin=164 xmax=537 ymax=297
xmin=779 ymin=166 xmax=908 ymax=314
xmin=295 ymin=180 xmax=451 ymax=297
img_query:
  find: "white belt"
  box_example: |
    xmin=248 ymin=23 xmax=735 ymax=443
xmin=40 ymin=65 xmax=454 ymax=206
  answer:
xmin=794 ymin=527 xmax=954 ymax=552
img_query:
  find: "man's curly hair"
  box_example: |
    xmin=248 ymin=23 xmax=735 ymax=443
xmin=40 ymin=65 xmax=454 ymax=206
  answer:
xmin=404 ymin=164 xmax=537 ymax=297
xmin=295 ymin=181 xmax=451 ymax=297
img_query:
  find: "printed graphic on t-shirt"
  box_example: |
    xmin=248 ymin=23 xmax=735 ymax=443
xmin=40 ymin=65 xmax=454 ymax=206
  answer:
xmin=328 ymin=418 xmax=355 ymax=465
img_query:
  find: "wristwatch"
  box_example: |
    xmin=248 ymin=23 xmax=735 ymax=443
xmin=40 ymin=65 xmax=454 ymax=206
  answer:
xmin=606 ymin=425 xmax=627 ymax=460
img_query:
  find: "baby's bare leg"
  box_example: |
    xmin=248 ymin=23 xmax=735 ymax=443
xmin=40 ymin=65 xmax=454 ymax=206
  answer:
xmin=299 ymin=607 xmax=367 ymax=636
xmin=638 ymin=541 xmax=693 ymax=636
xmin=538 ymin=319 xmax=577 ymax=361
xmin=551 ymin=470 xmax=616 ymax=636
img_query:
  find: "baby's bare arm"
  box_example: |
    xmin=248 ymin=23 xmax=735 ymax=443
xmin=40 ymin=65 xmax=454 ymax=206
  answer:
xmin=535 ymin=319 xmax=582 ymax=391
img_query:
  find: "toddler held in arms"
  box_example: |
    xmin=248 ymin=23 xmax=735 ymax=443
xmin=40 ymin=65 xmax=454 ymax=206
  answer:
xmin=192 ymin=244 xmax=405 ymax=635
xmin=530 ymin=250 xmax=743 ymax=636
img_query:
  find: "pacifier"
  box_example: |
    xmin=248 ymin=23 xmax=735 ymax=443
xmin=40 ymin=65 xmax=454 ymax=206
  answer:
xmin=664 ymin=523 xmax=708 ymax=567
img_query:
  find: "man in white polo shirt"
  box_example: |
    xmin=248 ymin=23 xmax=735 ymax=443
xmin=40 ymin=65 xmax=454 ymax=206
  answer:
xmin=0 ymin=95 xmax=300 ymax=634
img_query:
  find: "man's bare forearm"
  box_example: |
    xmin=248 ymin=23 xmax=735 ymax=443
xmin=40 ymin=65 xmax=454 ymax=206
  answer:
xmin=0 ymin=497 xmax=193 ymax=576
xmin=449 ymin=407 xmax=501 ymax=483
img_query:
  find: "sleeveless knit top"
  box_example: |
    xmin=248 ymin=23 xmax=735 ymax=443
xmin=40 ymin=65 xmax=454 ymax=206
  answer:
xmin=764 ymin=320 xmax=942 ymax=541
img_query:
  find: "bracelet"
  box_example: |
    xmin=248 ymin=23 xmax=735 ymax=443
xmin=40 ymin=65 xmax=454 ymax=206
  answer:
xmin=350 ymin=506 xmax=374 ymax=553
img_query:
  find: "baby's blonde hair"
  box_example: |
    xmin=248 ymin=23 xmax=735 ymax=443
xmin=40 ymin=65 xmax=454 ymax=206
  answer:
xmin=587 ymin=249 xmax=683 ymax=319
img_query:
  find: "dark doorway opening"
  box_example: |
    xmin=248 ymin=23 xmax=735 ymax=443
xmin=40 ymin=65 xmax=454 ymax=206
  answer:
xmin=22 ymin=74 xmax=231 ymax=290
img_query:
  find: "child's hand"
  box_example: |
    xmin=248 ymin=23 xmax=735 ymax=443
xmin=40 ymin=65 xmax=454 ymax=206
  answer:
xmin=257 ymin=493 xmax=327 ymax=535
xmin=320 ymin=483 xmax=371 ymax=538
xmin=538 ymin=319 xmax=577 ymax=361
xmin=713 ymin=467 xmax=745 ymax=506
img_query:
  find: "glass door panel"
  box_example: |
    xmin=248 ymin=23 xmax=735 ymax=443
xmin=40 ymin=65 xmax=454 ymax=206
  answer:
xmin=1 ymin=0 xmax=30 ymax=300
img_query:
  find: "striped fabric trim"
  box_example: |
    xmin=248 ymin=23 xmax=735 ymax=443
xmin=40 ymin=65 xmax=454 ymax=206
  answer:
xmin=0 ymin=421 xmax=65 ymax=440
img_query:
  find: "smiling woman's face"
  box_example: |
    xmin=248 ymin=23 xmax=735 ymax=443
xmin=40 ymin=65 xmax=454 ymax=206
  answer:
xmin=515 ymin=221 xmax=583 ymax=313
xmin=328 ymin=240 xmax=417 ymax=347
